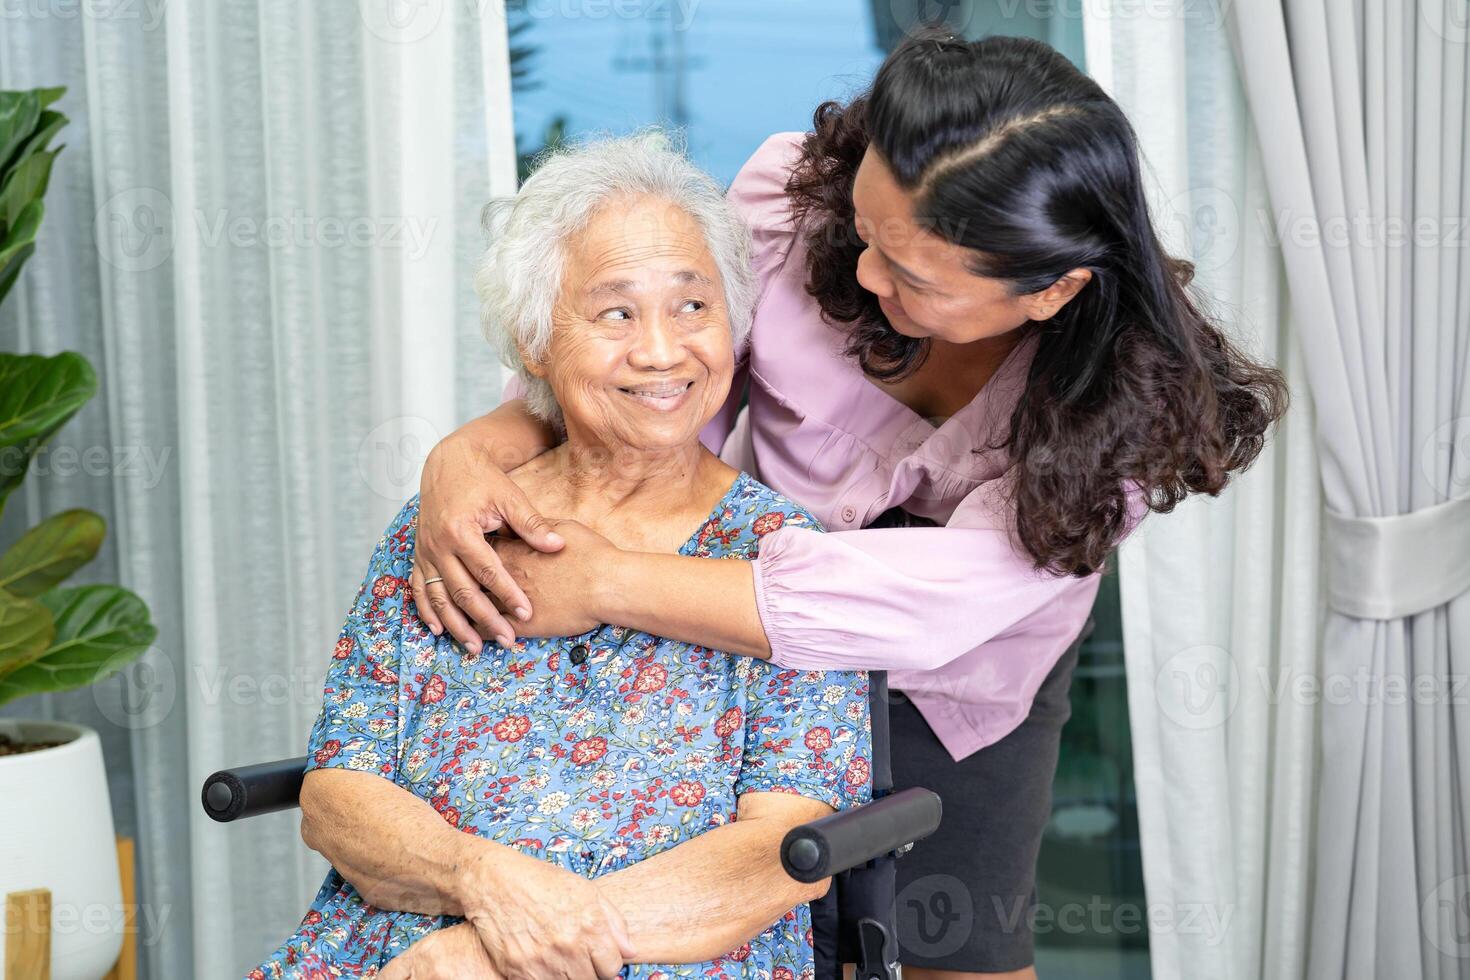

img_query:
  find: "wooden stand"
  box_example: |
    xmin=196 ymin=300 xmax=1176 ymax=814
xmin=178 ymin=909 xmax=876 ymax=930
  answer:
xmin=3 ymin=837 xmax=137 ymax=980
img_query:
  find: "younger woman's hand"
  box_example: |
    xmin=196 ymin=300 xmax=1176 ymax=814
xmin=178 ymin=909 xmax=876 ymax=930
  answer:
xmin=489 ymin=519 xmax=620 ymax=638
xmin=412 ymin=436 xmax=565 ymax=653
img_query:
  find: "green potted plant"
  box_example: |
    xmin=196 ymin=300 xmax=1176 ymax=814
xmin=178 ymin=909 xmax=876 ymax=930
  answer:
xmin=0 ymin=86 xmax=157 ymax=980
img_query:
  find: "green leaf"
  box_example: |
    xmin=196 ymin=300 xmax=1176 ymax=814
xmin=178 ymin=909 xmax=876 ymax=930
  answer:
xmin=0 ymin=146 xmax=58 ymax=230
xmin=0 ymin=588 xmax=55 ymax=679
xmin=0 ymin=197 xmax=42 ymax=269
xmin=0 ymin=509 xmax=105 ymax=597
xmin=0 ymin=350 xmax=97 ymax=510
xmin=0 ymin=585 xmax=156 ymax=707
xmin=0 ymin=91 xmax=41 ymax=177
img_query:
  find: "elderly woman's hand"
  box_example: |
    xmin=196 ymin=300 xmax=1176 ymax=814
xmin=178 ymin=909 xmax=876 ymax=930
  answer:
xmin=459 ymin=846 xmax=636 ymax=980
xmin=490 ymin=518 xmax=620 ymax=638
xmin=379 ymin=923 xmax=500 ymax=980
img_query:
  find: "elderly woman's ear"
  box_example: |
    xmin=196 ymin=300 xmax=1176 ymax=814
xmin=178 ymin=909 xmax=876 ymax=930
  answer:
xmin=516 ymin=341 xmax=547 ymax=380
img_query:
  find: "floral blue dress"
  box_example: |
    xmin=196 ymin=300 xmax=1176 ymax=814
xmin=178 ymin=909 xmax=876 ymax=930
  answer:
xmin=250 ymin=471 xmax=872 ymax=979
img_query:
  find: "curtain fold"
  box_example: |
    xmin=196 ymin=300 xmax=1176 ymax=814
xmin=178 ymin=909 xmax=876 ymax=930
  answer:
xmin=0 ymin=4 xmax=516 ymax=976
xmin=1084 ymin=5 xmax=1324 ymax=978
xmin=1222 ymin=0 xmax=1470 ymax=977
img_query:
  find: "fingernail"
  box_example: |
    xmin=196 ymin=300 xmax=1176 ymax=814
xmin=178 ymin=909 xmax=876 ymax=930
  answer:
xmin=467 ymin=641 xmax=481 ymax=654
xmin=499 ymin=633 xmax=515 ymax=647
xmin=429 ymin=624 xmax=442 ymax=636
xmin=546 ymin=532 xmax=564 ymax=546
xmin=514 ymin=606 xmax=530 ymax=619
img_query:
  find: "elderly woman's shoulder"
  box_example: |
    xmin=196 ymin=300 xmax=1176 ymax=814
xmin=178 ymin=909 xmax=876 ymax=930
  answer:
xmin=722 ymin=471 xmax=825 ymax=548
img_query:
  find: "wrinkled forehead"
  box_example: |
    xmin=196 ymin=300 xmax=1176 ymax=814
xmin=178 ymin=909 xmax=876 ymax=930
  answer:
xmin=564 ymin=193 xmax=721 ymax=295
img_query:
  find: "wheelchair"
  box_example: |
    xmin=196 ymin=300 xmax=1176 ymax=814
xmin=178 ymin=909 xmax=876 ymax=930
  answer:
xmin=202 ymin=670 xmax=942 ymax=980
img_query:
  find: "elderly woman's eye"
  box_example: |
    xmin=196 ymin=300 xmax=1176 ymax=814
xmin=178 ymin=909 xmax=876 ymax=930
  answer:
xmin=679 ymin=299 xmax=705 ymax=313
xmin=599 ymin=307 xmax=632 ymax=321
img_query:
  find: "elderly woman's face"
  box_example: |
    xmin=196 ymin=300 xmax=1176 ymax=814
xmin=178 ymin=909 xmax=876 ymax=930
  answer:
xmin=534 ymin=194 xmax=734 ymax=451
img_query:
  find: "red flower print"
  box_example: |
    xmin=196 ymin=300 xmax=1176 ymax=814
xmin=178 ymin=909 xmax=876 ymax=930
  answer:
xmin=804 ymin=727 xmax=833 ymax=753
xmin=714 ymin=707 xmax=743 ymax=739
xmin=774 ymin=969 xmax=795 ymax=980
xmin=421 ymin=674 xmax=447 ymax=704
xmin=670 ymin=780 xmax=706 ymax=806
xmin=633 ymin=664 xmax=667 ymax=693
xmin=314 ymin=740 xmax=341 ymax=766
xmin=440 ymin=806 xmax=461 ymax=828
xmin=371 ymin=663 xmax=398 ymax=685
xmin=303 ymin=910 xmax=323 ymax=926
xmin=332 ymin=637 xmax=353 ymax=661
xmin=371 ymin=575 xmax=401 ymax=598
xmin=493 ymin=715 xmax=532 ymax=742
xmin=751 ymin=511 xmax=785 ymax=536
xmin=571 ymin=737 xmax=607 ymax=765
xmin=845 ymin=757 xmax=870 ymax=788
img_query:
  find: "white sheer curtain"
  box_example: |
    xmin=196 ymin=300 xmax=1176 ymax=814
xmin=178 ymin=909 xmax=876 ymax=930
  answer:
xmin=0 ymin=4 xmax=516 ymax=976
xmin=1083 ymin=6 xmax=1324 ymax=979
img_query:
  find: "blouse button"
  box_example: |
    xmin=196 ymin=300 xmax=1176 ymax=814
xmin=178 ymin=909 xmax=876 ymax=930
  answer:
xmin=840 ymin=505 xmax=857 ymax=524
xmin=569 ymin=643 xmax=589 ymax=667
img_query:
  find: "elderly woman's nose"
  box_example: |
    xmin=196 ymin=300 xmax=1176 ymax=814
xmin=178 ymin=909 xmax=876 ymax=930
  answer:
xmin=627 ymin=314 xmax=686 ymax=368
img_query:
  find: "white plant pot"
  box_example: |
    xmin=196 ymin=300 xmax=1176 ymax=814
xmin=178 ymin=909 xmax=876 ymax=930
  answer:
xmin=0 ymin=720 xmax=124 ymax=980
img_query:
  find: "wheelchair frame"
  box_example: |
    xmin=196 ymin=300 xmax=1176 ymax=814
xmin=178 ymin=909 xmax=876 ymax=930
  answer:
xmin=202 ymin=670 xmax=941 ymax=980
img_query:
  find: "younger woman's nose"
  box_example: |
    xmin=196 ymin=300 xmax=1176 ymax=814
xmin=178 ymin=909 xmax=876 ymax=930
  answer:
xmin=855 ymin=246 xmax=894 ymax=299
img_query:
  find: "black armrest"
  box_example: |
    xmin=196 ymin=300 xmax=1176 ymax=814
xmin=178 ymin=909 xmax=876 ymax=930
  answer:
xmin=780 ymin=787 xmax=942 ymax=883
xmin=201 ymin=756 xmax=309 ymax=822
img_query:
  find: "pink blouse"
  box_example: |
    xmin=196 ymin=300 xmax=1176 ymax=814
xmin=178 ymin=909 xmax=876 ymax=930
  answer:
xmin=507 ymin=133 xmax=1143 ymax=761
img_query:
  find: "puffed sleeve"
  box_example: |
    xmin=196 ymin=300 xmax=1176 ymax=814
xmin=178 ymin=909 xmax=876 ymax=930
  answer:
xmin=305 ymin=498 xmax=420 ymax=779
xmin=733 ymin=657 xmax=873 ymax=811
xmin=753 ymin=482 xmax=1151 ymax=673
xmin=726 ymin=131 xmax=804 ymax=287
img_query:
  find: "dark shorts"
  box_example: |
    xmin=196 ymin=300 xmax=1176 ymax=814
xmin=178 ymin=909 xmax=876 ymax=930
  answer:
xmin=886 ymin=638 xmax=1080 ymax=973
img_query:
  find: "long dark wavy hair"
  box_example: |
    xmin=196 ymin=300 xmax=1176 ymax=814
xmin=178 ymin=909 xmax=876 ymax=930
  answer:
xmin=786 ymin=32 xmax=1289 ymax=576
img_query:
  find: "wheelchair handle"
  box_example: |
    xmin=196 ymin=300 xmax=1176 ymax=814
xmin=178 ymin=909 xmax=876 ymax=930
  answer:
xmin=202 ymin=756 xmax=309 ymax=822
xmin=780 ymin=787 xmax=942 ymax=883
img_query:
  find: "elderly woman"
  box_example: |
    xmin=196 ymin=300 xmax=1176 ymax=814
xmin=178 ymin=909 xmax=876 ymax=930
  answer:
xmin=250 ymin=134 xmax=872 ymax=980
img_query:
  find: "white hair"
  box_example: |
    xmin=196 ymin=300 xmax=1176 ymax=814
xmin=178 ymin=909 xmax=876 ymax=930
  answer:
xmin=476 ymin=130 xmax=758 ymax=426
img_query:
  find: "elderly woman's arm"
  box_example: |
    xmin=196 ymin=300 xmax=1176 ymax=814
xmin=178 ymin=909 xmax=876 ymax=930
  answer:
xmin=597 ymin=791 xmax=833 ymax=962
xmin=299 ymin=768 xmax=636 ymax=978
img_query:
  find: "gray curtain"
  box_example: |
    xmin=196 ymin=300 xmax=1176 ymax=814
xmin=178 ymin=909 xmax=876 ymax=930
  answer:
xmin=1225 ymin=1 xmax=1470 ymax=976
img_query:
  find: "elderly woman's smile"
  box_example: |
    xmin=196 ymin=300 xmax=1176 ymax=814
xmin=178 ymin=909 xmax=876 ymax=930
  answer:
xmin=521 ymin=192 xmax=735 ymax=451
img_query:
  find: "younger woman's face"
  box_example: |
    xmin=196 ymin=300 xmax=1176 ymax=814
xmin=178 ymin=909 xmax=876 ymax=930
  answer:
xmin=850 ymin=147 xmax=1064 ymax=344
